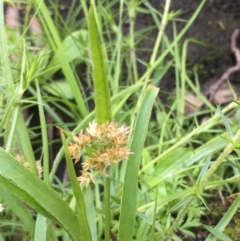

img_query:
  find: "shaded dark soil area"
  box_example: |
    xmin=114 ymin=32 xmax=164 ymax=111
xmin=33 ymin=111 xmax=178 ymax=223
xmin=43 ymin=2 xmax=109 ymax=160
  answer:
xmin=135 ymin=0 xmax=240 ymax=92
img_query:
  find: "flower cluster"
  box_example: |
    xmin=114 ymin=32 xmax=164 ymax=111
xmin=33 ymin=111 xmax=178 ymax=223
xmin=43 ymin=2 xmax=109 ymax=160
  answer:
xmin=68 ymin=121 xmax=131 ymax=187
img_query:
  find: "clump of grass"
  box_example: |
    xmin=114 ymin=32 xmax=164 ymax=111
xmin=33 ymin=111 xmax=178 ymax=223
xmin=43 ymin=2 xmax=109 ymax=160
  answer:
xmin=1 ymin=0 xmax=240 ymax=241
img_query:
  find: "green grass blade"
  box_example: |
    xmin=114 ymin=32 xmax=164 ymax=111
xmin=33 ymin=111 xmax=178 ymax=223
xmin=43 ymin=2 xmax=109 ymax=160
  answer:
xmin=15 ymin=110 xmax=38 ymax=175
xmin=140 ymin=102 xmax=238 ymax=174
xmin=205 ymin=195 xmax=240 ymax=241
xmin=204 ymin=225 xmax=233 ymax=241
xmin=61 ymin=131 xmax=92 ymax=241
xmin=88 ymin=3 xmax=112 ymax=123
xmin=36 ymin=80 xmax=49 ymax=184
xmin=88 ymin=5 xmax=113 ymax=241
xmin=135 ymin=209 xmax=151 ymax=241
xmin=0 ymin=149 xmax=81 ymax=241
xmin=35 ymin=215 xmax=58 ymax=241
xmin=0 ymin=188 xmax=35 ymax=236
xmin=0 ymin=1 xmax=14 ymax=94
xmin=32 ymin=0 xmax=88 ymax=118
xmin=84 ymin=188 xmax=97 ymax=241
xmin=217 ymin=105 xmax=234 ymax=139
xmin=118 ymin=85 xmax=159 ymax=241
xmin=149 ymin=188 xmax=158 ymax=241
xmin=196 ymin=155 xmax=211 ymax=183
xmin=34 ymin=214 xmax=47 ymax=241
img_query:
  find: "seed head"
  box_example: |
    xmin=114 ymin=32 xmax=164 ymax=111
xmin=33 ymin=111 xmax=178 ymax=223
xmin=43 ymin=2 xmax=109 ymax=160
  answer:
xmin=68 ymin=121 xmax=132 ymax=187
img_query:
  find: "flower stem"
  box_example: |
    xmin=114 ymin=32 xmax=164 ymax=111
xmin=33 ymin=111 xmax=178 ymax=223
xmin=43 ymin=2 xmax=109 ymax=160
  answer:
xmin=200 ymin=127 xmax=240 ymax=187
xmin=104 ymin=177 xmax=111 ymax=241
xmin=165 ymin=196 xmax=195 ymax=239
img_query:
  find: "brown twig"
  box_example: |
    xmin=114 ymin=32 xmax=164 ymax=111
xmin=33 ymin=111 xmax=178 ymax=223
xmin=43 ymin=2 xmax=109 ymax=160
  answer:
xmin=207 ymin=29 xmax=240 ymax=101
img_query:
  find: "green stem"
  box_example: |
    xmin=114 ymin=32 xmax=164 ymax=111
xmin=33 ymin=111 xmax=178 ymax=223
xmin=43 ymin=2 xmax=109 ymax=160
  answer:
xmin=165 ymin=196 xmax=195 ymax=239
xmin=5 ymin=105 xmax=19 ymax=153
xmin=200 ymin=127 xmax=240 ymax=187
xmin=104 ymin=177 xmax=111 ymax=241
xmin=79 ymin=0 xmax=88 ymax=21
xmin=149 ymin=187 xmax=159 ymax=241
xmin=129 ymin=0 xmax=138 ymax=83
xmin=61 ymin=132 xmax=92 ymax=241
xmin=145 ymin=0 xmax=171 ymax=84
xmin=149 ymin=0 xmax=171 ymax=65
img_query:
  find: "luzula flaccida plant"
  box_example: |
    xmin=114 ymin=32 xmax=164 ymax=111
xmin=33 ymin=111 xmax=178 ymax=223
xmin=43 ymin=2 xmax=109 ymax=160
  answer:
xmin=68 ymin=121 xmax=132 ymax=187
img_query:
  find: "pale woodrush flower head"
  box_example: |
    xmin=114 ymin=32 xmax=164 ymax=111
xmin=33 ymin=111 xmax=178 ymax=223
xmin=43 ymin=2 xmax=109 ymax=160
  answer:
xmin=68 ymin=121 xmax=132 ymax=187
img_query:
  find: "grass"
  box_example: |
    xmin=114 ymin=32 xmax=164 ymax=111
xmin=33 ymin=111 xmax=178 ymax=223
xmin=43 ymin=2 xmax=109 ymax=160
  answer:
xmin=1 ymin=0 xmax=240 ymax=240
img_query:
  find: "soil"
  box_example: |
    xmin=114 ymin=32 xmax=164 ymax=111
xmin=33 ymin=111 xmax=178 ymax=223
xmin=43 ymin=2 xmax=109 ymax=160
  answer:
xmin=135 ymin=0 xmax=240 ymax=93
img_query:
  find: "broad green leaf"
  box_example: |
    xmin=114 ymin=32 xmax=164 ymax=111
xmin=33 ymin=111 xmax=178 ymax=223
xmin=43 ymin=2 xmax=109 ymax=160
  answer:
xmin=46 ymin=30 xmax=88 ymax=77
xmin=142 ymin=148 xmax=192 ymax=188
xmin=155 ymin=148 xmax=192 ymax=176
xmin=42 ymin=80 xmax=73 ymax=99
xmin=0 ymin=149 xmax=81 ymax=241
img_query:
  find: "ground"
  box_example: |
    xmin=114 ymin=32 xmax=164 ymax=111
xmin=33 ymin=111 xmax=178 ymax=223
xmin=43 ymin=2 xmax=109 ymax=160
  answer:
xmin=135 ymin=0 xmax=240 ymax=90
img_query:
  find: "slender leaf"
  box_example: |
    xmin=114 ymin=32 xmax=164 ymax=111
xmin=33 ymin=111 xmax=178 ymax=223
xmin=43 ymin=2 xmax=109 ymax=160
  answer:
xmin=35 ymin=215 xmax=58 ymax=241
xmin=0 ymin=188 xmax=35 ymax=236
xmin=205 ymin=195 xmax=240 ymax=241
xmin=34 ymin=215 xmax=47 ymax=241
xmin=88 ymin=3 xmax=111 ymax=123
xmin=118 ymin=85 xmax=159 ymax=241
xmin=217 ymin=105 xmax=234 ymax=139
xmin=61 ymin=131 xmax=92 ymax=241
xmin=88 ymin=4 xmax=113 ymax=241
xmin=36 ymin=80 xmax=50 ymax=184
xmin=32 ymin=0 xmax=88 ymax=118
xmin=204 ymin=225 xmax=233 ymax=241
